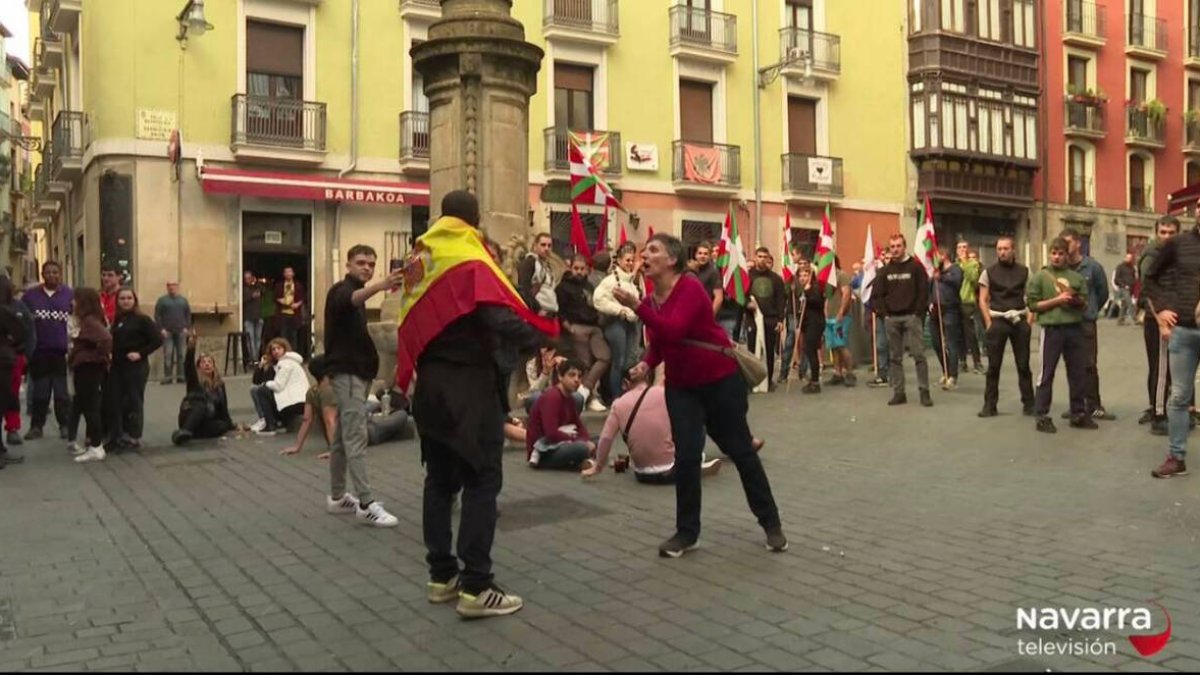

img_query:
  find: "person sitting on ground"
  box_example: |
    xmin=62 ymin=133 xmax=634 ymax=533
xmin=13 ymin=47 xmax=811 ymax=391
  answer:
xmin=280 ymin=355 xmax=409 ymax=458
xmin=521 ymin=343 xmax=583 ymax=414
xmin=526 ymin=359 xmax=596 ymax=470
xmin=582 ymin=366 xmax=722 ymax=484
xmin=249 ymin=338 xmax=308 ymax=435
xmin=172 ymin=333 xmax=235 ymax=446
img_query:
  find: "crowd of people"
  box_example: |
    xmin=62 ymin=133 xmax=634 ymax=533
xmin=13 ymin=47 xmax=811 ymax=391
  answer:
xmin=5 ymin=188 xmax=1198 ymax=622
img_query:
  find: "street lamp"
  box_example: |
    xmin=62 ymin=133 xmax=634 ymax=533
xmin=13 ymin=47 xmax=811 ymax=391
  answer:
xmin=176 ymin=0 xmax=213 ymax=43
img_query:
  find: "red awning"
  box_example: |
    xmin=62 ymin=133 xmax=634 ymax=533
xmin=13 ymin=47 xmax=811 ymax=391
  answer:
xmin=1168 ymin=183 xmax=1200 ymax=213
xmin=200 ymin=166 xmax=430 ymax=207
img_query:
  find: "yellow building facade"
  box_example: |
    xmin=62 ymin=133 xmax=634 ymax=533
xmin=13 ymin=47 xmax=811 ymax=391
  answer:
xmin=26 ymin=0 xmax=909 ymax=346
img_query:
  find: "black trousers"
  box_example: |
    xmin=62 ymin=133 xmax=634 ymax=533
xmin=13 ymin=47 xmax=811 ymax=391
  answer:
xmin=29 ymin=352 xmax=70 ymax=430
xmin=1080 ymin=320 xmax=1102 ymax=413
xmin=422 ymin=435 xmax=502 ymax=595
xmin=983 ymin=319 xmax=1034 ymax=411
xmin=72 ymin=363 xmax=106 ymax=447
xmin=1034 ymin=324 xmax=1087 ymax=418
xmin=1145 ymin=319 xmax=1171 ymax=416
xmin=747 ymin=317 xmax=780 ymax=385
xmin=110 ymin=360 xmax=150 ymax=440
xmin=801 ymin=319 xmax=823 ymax=382
xmin=178 ymin=403 xmax=233 ymax=439
xmin=665 ymin=373 xmax=781 ymax=544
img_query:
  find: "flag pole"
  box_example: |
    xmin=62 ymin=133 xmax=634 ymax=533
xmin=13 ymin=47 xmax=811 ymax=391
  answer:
xmin=934 ymin=268 xmax=950 ymax=382
xmin=788 ymin=292 xmax=807 ymax=393
xmin=871 ymin=312 xmax=878 ymax=378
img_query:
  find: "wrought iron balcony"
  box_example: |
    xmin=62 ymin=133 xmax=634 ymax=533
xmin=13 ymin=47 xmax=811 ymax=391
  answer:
xmin=1186 ymin=119 xmax=1200 ymax=154
xmin=669 ymin=4 xmax=737 ymax=61
xmin=779 ymin=28 xmax=840 ymax=79
xmin=908 ymin=32 xmax=1039 ymax=89
xmin=50 ymin=111 xmax=86 ymax=181
xmin=1067 ymin=178 xmax=1095 ymax=207
xmin=782 ymin=153 xmax=843 ymax=201
xmin=231 ymin=95 xmax=327 ymax=162
xmin=399 ymin=111 xmax=430 ymax=173
xmin=672 ymin=140 xmax=740 ymax=192
xmin=1064 ymin=100 xmax=1106 ymax=138
xmin=544 ymin=128 xmax=622 ymax=177
xmin=1126 ymin=103 xmax=1166 ymax=148
xmin=1064 ymin=1 xmax=1105 ymax=47
xmin=1127 ymin=13 xmax=1167 ymax=57
xmin=544 ymin=0 xmax=619 ymax=41
xmin=1130 ymin=186 xmax=1154 ymax=212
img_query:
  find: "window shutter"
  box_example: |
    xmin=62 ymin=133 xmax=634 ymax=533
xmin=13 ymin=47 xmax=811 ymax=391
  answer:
xmin=247 ymin=21 xmax=304 ymax=78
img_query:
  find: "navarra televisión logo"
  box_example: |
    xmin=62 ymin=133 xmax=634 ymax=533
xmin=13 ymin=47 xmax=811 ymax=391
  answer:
xmin=1015 ymin=602 xmax=1171 ymax=658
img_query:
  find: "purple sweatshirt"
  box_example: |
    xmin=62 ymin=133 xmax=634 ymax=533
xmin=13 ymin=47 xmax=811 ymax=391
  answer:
xmin=23 ymin=285 xmax=74 ymax=356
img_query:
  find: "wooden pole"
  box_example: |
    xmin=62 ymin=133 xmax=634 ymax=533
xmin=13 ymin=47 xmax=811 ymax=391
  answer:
xmin=787 ymin=291 xmax=807 ymax=393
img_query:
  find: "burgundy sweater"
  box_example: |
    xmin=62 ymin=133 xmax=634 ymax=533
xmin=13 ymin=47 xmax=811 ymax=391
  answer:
xmin=526 ymin=386 xmax=590 ymax=459
xmin=637 ymin=274 xmax=738 ymax=389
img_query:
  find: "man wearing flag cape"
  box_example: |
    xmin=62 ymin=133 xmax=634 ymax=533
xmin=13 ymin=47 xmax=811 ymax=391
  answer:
xmin=398 ymin=191 xmax=559 ymax=619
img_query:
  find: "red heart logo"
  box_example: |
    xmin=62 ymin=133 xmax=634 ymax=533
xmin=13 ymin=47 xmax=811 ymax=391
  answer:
xmin=1128 ymin=602 xmax=1171 ymax=657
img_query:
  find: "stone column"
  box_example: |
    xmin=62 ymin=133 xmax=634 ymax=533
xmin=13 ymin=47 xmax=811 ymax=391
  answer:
xmin=412 ymin=0 xmax=544 ymax=243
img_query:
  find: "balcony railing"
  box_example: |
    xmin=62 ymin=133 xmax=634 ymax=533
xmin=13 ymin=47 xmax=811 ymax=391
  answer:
xmin=544 ymin=0 xmax=619 ymax=36
xmin=779 ymin=28 xmax=841 ymax=73
xmin=231 ymin=95 xmax=327 ymax=151
xmin=544 ymin=128 xmax=622 ymax=176
xmin=1127 ymin=13 xmax=1167 ymax=52
xmin=1126 ymin=103 xmax=1166 ymax=145
xmin=1064 ymin=100 xmax=1105 ymax=135
xmin=782 ymin=153 xmax=843 ymax=199
xmin=50 ymin=111 xmax=87 ymax=175
xmin=1065 ymin=1 xmax=1105 ymax=40
xmin=1191 ymin=25 xmax=1200 ymax=59
xmin=669 ymin=4 xmax=737 ymax=54
xmin=917 ymin=163 xmax=1034 ymax=206
xmin=1068 ymin=178 xmax=1094 ymax=207
xmin=672 ymin=140 xmax=740 ymax=188
xmin=399 ymin=111 xmax=430 ymax=161
xmin=1187 ymin=119 xmax=1200 ymax=150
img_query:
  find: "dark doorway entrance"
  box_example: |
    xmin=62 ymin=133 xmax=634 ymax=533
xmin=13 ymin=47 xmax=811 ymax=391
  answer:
xmin=242 ymin=212 xmax=313 ymax=359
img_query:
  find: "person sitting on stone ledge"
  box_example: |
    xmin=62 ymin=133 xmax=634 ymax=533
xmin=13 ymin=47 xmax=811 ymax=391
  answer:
xmin=248 ymin=338 xmax=308 ymax=436
xmin=581 ymin=366 xmax=721 ymax=484
xmin=280 ymin=355 xmax=409 ymax=459
xmin=171 ymin=332 xmax=234 ymax=446
xmin=526 ymin=359 xmax=596 ymax=471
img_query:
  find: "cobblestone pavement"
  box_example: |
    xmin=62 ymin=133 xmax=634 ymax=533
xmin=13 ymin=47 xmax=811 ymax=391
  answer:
xmin=2 ymin=322 xmax=1200 ymax=672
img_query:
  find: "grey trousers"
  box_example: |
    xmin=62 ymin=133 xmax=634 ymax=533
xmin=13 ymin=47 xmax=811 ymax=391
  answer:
xmin=885 ymin=315 xmax=930 ymax=395
xmin=330 ymin=374 xmax=374 ymax=504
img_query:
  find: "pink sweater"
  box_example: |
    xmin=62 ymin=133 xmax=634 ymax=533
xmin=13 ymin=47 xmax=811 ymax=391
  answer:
xmin=596 ymin=384 xmax=676 ymax=473
xmin=637 ymin=275 xmax=738 ymax=389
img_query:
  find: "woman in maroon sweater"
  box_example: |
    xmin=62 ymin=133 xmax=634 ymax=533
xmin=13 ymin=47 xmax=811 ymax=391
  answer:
xmin=615 ymin=233 xmax=787 ymax=558
xmin=69 ymin=288 xmax=113 ymax=463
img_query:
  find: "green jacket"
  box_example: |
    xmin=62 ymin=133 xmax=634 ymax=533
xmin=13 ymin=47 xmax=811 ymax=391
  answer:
xmin=1026 ymin=265 xmax=1087 ymax=326
xmin=959 ymin=259 xmax=982 ymax=304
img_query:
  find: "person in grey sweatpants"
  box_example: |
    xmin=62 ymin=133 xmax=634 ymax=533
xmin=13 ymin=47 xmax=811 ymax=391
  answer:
xmin=872 ymin=233 xmax=933 ymax=407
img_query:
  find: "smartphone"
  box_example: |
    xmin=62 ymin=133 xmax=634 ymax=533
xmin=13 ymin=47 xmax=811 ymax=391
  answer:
xmin=390 ymin=258 xmax=404 ymax=273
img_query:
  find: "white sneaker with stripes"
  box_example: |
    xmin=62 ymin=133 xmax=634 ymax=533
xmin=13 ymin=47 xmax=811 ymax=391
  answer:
xmin=456 ymin=586 xmax=524 ymax=619
xmin=326 ymin=492 xmax=360 ymax=515
xmin=355 ymin=501 xmax=399 ymax=528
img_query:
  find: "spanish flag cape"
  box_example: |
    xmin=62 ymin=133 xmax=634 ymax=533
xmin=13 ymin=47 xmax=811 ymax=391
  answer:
xmin=395 ymin=216 xmax=559 ymax=390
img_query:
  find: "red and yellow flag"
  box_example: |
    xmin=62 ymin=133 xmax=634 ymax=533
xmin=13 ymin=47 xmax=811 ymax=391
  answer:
xmin=395 ymin=216 xmax=559 ymax=390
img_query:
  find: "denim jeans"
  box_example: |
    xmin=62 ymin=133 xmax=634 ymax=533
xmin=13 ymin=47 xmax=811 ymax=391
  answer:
xmin=604 ymin=320 xmax=640 ymax=401
xmin=250 ymin=384 xmax=281 ymax=429
xmin=162 ymin=331 xmax=186 ymax=381
xmin=931 ymin=307 xmax=962 ymax=379
xmin=718 ymin=316 xmax=738 ymax=342
xmin=1115 ymin=288 xmax=1135 ymax=323
xmin=1167 ymin=326 xmax=1200 ymax=460
xmin=243 ymin=319 xmax=263 ymax=360
xmin=532 ymin=439 xmax=592 ymax=470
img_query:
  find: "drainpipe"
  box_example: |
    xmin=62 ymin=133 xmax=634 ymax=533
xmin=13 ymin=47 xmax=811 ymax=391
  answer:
xmin=1038 ymin=0 xmax=1049 ymax=267
xmin=751 ymin=0 xmax=763 ymax=247
xmin=333 ymin=0 xmax=360 ymax=286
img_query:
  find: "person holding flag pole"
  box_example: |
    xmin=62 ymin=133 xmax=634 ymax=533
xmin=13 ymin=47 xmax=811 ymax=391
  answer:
xmin=914 ymin=196 xmax=950 ymax=392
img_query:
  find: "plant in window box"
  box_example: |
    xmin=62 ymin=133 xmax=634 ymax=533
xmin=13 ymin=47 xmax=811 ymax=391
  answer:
xmin=1067 ymin=87 xmax=1106 ymax=105
xmin=1141 ymin=99 xmax=1168 ymax=126
xmin=1185 ymin=109 xmax=1200 ymax=127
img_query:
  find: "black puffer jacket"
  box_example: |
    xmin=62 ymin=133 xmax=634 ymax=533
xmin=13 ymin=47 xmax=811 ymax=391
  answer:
xmin=555 ymin=274 xmax=600 ymax=326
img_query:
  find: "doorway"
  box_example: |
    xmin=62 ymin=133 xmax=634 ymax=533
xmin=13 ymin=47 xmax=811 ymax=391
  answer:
xmin=242 ymin=211 xmax=313 ymax=359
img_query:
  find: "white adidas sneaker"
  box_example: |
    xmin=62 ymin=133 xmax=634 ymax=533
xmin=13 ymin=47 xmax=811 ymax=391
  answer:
xmin=74 ymin=446 xmax=106 ymax=463
xmin=326 ymin=492 xmax=360 ymax=515
xmin=355 ymin=501 xmax=399 ymax=528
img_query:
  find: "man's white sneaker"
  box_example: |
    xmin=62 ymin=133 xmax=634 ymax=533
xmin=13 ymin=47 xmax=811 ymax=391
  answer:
xmin=67 ymin=441 xmax=85 ymax=456
xmin=326 ymin=492 xmax=360 ymax=515
xmin=356 ymin=501 xmax=399 ymax=528
xmin=587 ymin=397 xmax=608 ymax=413
xmin=74 ymin=446 xmax=106 ymax=463
xmin=249 ymin=418 xmax=267 ymax=432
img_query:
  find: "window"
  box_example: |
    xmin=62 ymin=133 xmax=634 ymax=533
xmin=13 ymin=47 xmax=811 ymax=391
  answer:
xmin=1012 ymin=0 xmax=1035 ymax=47
xmin=412 ymin=40 xmax=429 ymax=114
xmin=1190 ymin=80 xmax=1200 ymax=110
xmin=786 ymin=0 xmax=812 ymax=30
xmin=1130 ymin=155 xmax=1147 ymax=210
xmin=551 ymin=209 xmax=605 ymax=259
xmin=976 ymin=0 xmax=1001 ymax=40
xmin=941 ymin=0 xmax=965 ymax=32
xmin=247 ymin=20 xmax=303 ymax=102
xmin=787 ymin=97 xmax=817 ymax=155
xmin=1068 ymin=145 xmax=1088 ymax=205
xmin=1129 ymin=0 xmax=1146 ymax=44
xmin=682 ymin=220 xmax=722 ymax=261
xmin=1131 ymin=68 xmax=1149 ymax=103
xmin=554 ymin=63 xmax=594 ymax=131
xmin=1188 ymin=161 xmax=1200 ymax=187
xmin=1067 ymin=56 xmax=1088 ymax=91
xmin=679 ymin=79 xmax=714 ymax=142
